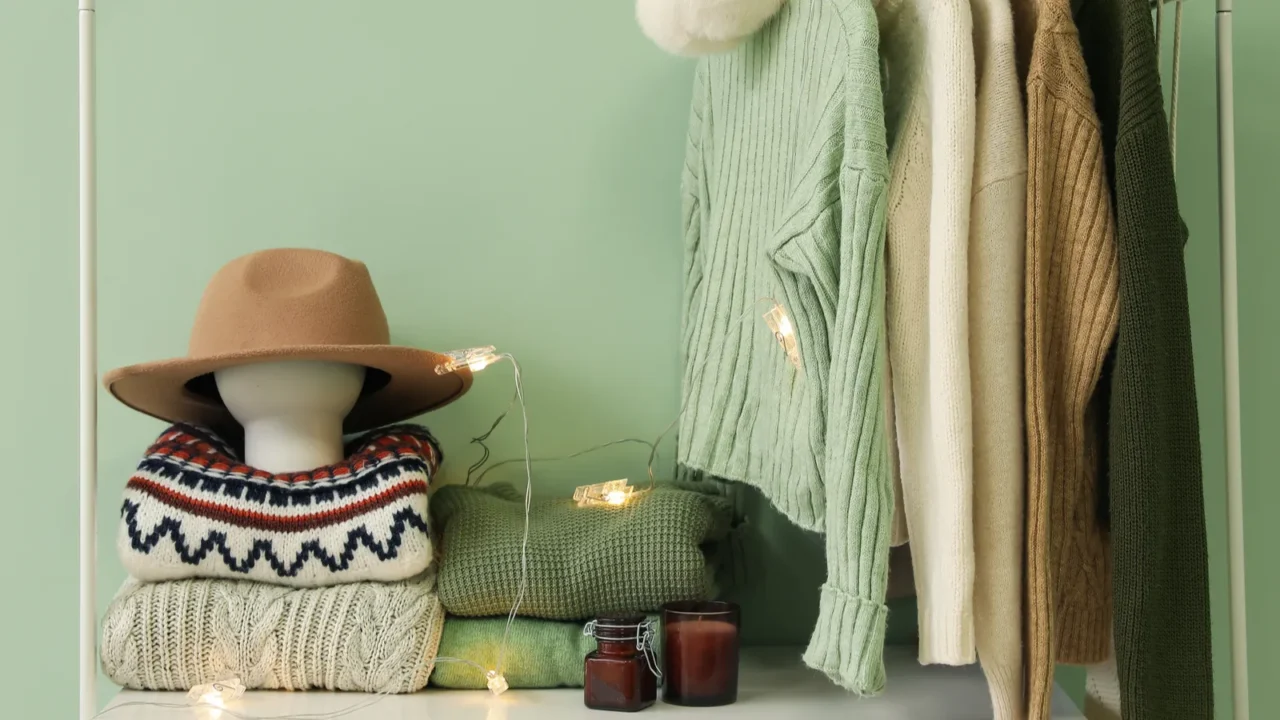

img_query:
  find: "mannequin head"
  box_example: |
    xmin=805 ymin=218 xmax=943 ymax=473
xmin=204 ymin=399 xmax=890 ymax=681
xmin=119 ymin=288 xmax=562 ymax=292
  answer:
xmin=215 ymin=360 xmax=366 ymax=473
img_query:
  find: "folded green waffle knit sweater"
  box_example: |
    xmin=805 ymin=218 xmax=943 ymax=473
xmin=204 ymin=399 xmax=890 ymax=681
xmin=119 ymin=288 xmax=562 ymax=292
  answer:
xmin=100 ymin=573 xmax=443 ymax=693
xmin=433 ymin=484 xmax=732 ymax=619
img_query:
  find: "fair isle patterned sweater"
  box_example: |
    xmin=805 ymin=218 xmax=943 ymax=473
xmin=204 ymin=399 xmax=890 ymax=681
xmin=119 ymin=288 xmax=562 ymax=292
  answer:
xmin=118 ymin=424 xmax=439 ymax=587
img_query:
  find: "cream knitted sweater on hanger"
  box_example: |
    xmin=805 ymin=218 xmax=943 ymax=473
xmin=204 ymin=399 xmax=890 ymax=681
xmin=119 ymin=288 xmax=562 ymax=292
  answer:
xmin=968 ymin=0 xmax=1028 ymax=715
xmin=878 ymin=0 xmax=978 ymax=665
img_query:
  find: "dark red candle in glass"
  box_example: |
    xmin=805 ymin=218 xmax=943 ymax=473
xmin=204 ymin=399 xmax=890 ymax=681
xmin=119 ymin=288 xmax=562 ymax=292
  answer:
xmin=583 ymin=615 xmax=658 ymax=712
xmin=661 ymin=601 xmax=740 ymax=706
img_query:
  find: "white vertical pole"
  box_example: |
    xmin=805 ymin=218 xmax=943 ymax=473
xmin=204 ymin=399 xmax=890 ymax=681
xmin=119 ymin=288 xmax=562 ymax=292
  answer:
xmin=1215 ymin=2 xmax=1248 ymax=717
xmin=78 ymin=1 xmax=98 ymax=718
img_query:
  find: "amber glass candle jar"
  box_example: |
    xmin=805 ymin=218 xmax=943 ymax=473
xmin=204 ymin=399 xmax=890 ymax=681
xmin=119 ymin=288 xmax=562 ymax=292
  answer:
xmin=583 ymin=615 xmax=659 ymax=712
xmin=661 ymin=600 xmax=740 ymax=706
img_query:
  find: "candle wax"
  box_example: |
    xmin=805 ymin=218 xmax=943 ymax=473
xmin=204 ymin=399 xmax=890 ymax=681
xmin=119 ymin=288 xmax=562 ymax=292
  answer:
xmin=664 ymin=619 xmax=738 ymax=705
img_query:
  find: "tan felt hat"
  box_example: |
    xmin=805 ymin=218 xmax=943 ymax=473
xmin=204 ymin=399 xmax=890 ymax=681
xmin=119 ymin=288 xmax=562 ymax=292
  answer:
xmin=103 ymin=248 xmax=471 ymax=433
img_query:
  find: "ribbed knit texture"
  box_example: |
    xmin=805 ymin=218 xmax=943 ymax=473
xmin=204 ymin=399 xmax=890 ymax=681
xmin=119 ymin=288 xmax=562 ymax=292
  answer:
xmin=431 ymin=617 xmax=598 ymax=689
xmin=676 ymin=0 xmax=893 ymax=694
xmin=1013 ymin=0 xmax=1120 ymax=716
xmin=100 ymin=573 xmax=444 ymax=693
xmin=1076 ymin=0 xmax=1215 ymax=716
xmin=877 ymin=0 xmax=977 ymax=667
xmin=968 ymin=0 xmax=1027 ymax=715
xmin=432 ymin=484 xmax=731 ymax=619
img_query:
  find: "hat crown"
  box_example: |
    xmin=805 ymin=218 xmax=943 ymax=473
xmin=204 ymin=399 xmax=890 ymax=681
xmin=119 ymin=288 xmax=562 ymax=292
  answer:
xmin=188 ymin=249 xmax=391 ymax=358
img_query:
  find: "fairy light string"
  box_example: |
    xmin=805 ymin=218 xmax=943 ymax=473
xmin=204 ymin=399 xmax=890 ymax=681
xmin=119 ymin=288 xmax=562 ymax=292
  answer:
xmin=470 ymin=296 xmax=799 ymax=495
xmin=93 ymin=673 xmax=411 ymax=720
xmin=93 ymin=297 xmax=801 ymax=715
xmin=432 ymin=351 xmax=534 ymax=694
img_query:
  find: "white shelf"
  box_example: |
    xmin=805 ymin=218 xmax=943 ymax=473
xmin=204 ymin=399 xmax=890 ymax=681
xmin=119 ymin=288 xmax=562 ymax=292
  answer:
xmin=102 ymin=647 xmax=1082 ymax=719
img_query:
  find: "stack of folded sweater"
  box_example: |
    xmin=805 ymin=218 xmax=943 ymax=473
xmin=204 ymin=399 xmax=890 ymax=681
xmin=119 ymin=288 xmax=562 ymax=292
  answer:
xmin=100 ymin=424 xmax=447 ymax=693
xmin=428 ymin=483 xmax=733 ymax=689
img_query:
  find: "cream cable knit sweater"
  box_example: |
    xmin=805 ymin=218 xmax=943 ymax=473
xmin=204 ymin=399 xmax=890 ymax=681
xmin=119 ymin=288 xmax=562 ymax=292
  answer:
xmin=101 ymin=573 xmax=444 ymax=693
xmin=878 ymin=0 xmax=978 ymax=665
xmin=969 ymin=0 xmax=1028 ymax=715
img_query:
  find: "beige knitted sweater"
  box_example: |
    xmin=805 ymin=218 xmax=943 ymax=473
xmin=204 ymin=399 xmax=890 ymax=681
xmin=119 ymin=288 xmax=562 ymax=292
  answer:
xmin=878 ymin=0 xmax=978 ymax=667
xmin=1015 ymin=0 xmax=1119 ymax=717
xmin=100 ymin=573 xmax=444 ymax=693
xmin=968 ymin=0 xmax=1028 ymax=716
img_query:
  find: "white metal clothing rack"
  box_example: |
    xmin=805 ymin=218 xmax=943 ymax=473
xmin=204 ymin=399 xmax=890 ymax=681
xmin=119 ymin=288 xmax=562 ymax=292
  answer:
xmin=75 ymin=1 xmax=1248 ymax=718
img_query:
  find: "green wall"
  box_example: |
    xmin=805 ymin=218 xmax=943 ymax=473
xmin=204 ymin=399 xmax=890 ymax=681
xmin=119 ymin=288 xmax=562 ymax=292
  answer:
xmin=1 ymin=1 xmax=1274 ymax=718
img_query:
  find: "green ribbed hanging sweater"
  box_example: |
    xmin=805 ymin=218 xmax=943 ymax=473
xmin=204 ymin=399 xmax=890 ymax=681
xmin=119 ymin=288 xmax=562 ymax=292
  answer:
xmin=677 ymin=0 xmax=892 ymax=695
xmin=1076 ymin=0 xmax=1214 ymax=716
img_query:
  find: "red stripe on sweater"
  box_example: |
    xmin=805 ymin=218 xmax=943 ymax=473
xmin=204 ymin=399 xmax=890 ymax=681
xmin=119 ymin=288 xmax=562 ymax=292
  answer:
xmin=125 ymin=476 xmax=428 ymax=532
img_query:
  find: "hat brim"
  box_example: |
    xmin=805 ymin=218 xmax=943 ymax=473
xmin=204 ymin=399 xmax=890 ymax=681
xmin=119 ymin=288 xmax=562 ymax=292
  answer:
xmin=103 ymin=344 xmax=472 ymax=434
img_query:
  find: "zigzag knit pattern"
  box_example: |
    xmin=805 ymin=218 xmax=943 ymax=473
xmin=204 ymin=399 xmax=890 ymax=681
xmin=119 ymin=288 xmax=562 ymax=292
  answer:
xmin=117 ymin=424 xmax=440 ymax=587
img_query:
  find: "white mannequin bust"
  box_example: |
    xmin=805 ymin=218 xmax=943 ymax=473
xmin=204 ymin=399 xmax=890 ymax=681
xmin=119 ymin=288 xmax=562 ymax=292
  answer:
xmin=215 ymin=360 xmax=366 ymax=473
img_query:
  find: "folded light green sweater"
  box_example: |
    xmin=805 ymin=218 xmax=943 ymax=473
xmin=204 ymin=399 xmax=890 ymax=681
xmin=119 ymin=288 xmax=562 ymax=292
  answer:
xmin=431 ymin=615 xmax=663 ymax=689
xmin=433 ymin=484 xmax=732 ymax=619
xmin=431 ymin=617 xmax=596 ymax=689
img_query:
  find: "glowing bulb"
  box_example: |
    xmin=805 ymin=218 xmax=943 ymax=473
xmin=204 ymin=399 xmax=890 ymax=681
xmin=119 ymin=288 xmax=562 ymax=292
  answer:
xmin=486 ymin=670 xmax=509 ymax=696
xmin=437 ymin=346 xmax=503 ymax=375
xmin=188 ymin=678 xmax=243 ymax=717
xmin=762 ymin=304 xmax=802 ymax=370
xmin=574 ymin=479 xmax=635 ymax=507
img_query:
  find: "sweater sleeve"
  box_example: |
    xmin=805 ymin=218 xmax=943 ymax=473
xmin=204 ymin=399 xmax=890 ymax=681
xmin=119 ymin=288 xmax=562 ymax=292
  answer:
xmin=781 ymin=2 xmax=894 ymax=694
xmin=968 ymin=2 xmax=1026 ymax=716
xmin=883 ymin=0 xmax=979 ymax=666
xmin=919 ymin=0 xmax=978 ymax=665
xmin=797 ymin=162 xmax=893 ymax=696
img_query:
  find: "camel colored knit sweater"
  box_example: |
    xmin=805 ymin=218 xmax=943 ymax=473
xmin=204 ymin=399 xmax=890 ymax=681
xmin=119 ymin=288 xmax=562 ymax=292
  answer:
xmin=1015 ymin=0 xmax=1119 ymax=717
xmin=968 ymin=0 xmax=1027 ymax=715
xmin=1077 ymin=0 xmax=1215 ymax=715
xmin=678 ymin=0 xmax=893 ymax=694
xmin=878 ymin=0 xmax=977 ymax=666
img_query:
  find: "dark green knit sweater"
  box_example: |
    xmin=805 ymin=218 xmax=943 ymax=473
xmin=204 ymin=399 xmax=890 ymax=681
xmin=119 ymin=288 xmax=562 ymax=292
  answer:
xmin=1076 ymin=0 xmax=1214 ymax=717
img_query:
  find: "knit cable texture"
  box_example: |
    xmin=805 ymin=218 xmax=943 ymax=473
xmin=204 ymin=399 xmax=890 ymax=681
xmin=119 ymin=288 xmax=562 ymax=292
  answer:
xmin=878 ymin=0 xmax=979 ymax=666
xmin=1077 ymin=0 xmax=1215 ymax=715
xmin=968 ymin=0 xmax=1028 ymax=715
xmin=432 ymin=484 xmax=732 ymax=619
xmin=675 ymin=0 xmax=894 ymax=695
xmin=100 ymin=573 xmax=444 ymax=693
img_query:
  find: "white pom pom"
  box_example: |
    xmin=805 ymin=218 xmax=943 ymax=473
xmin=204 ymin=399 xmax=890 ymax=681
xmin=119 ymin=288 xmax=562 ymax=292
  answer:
xmin=636 ymin=0 xmax=788 ymax=57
